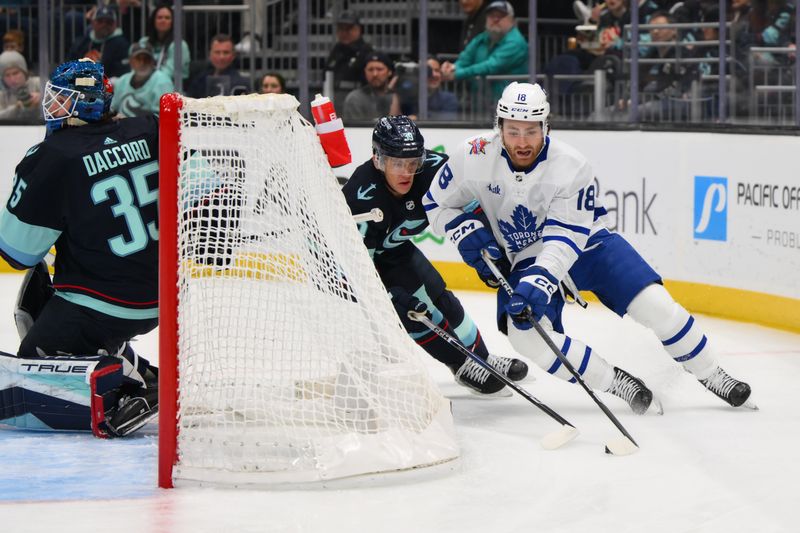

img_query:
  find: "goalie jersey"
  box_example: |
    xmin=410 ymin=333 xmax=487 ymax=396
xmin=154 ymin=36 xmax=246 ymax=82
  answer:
xmin=0 ymin=116 xmax=160 ymax=319
xmin=342 ymin=149 xmax=448 ymax=273
xmin=424 ymin=131 xmax=607 ymax=283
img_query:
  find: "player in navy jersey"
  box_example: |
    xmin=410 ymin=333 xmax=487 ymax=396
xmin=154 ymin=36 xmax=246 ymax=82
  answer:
xmin=342 ymin=116 xmax=528 ymax=395
xmin=0 ymin=59 xmax=159 ymax=437
xmin=425 ymin=82 xmax=753 ymax=412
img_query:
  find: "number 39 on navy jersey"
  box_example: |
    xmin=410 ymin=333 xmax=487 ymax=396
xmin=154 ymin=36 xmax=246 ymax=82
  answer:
xmin=0 ymin=116 xmax=160 ymax=320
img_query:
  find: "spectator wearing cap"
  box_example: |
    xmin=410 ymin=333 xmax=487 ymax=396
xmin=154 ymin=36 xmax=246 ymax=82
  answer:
xmin=187 ymin=33 xmax=251 ymax=98
xmin=138 ymin=2 xmax=191 ymax=81
xmin=67 ymin=5 xmax=130 ymax=79
xmin=325 ymin=11 xmax=375 ymax=108
xmin=342 ymin=51 xmax=401 ymax=121
xmin=441 ymin=1 xmax=528 ymax=102
xmin=0 ymin=49 xmax=41 ymax=124
xmin=111 ymin=42 xmax=174 ymax=118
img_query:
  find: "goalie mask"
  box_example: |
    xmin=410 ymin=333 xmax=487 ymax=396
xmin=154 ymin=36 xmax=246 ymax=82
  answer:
xmin=495 ymin=81 xmax=550 ymax=131
xmin=372 ymin=115 xmax=426 ymax=174
xmin=43 ymin=59 xmax=113 ymax=134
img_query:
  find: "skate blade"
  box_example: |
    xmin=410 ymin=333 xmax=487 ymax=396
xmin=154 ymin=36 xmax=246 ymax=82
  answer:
xmin=648 ymin=396 xmax=664 ymax=415
xmin=740 ymin=399 xmax=759 ymax=411
xmin=540 ymin=425 xmax=579 ymax=450
xmin=468 ymin=386 xmax=513 ymax=398
xmin=604 ymin=436 xmax=639 ymax=456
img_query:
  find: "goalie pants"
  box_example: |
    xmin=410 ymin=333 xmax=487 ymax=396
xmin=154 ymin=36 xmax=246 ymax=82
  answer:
xmin=18 ymin=294 xmax=158 ymax=360
xmin=381 ymin=247 xmax=489 ymax=370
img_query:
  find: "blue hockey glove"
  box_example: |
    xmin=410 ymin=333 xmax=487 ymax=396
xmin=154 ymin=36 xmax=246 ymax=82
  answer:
xmin=388 ymin=286 xmax=429 ymax=318
xmin=444 ymin=212 xmax=503 ymax=282
xmin=504 ymin=267 xmax=559 ymax=330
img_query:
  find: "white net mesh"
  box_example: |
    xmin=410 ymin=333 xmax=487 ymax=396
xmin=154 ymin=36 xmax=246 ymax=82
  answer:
xmin=171 ymin=94 xmax=458 ymax=485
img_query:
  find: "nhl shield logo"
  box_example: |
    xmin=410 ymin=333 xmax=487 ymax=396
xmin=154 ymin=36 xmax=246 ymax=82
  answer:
xmin=405 ymin=200 xmax=415 ymax=210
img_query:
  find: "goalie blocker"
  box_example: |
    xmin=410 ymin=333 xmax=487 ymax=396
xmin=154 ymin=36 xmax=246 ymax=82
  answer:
xmin=0 ymin=351 xmax=158 ymax=438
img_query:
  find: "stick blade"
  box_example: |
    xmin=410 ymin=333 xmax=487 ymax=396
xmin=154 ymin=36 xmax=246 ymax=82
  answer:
xmin=540 ymin=425 xmax=580 ymax=450
xmin=604 ymin=436 xmax=639 ymax=456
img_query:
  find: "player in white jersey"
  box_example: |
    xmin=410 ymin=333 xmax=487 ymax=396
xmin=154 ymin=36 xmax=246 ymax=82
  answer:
xmin=423 ymin=82 xmax=753 ymax=412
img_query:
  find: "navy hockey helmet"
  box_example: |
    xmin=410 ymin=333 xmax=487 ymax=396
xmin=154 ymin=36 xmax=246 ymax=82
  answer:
xmin=43 ymin=59 xmax=113 ymax=133
xmin=372 ymin=115 xmax=425 ymax=173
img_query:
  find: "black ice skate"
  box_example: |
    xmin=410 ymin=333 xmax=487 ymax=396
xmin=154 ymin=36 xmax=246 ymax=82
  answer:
xmin=606 ymin=367 xmax=660 ymax=415
xmin=699 ymin=366 xmax=755 ymax=408
xmin=453 ymin=358 xmax=508 ymax=396
xmin=106 ymin=386 xmax=159 ymax=437
xmin=486 ymin=354 xmax=529 ymax=381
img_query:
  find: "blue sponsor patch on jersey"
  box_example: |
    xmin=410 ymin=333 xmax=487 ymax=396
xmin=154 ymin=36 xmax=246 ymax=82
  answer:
xmin=693 ymin=176 xmax=727 ymax=241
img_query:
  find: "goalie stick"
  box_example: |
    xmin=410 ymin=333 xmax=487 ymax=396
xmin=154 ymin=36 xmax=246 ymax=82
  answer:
xmin=482 ymin=250 xmax=639 ymax=456
xmin=408 ymin=310 xmax=579 ymax=451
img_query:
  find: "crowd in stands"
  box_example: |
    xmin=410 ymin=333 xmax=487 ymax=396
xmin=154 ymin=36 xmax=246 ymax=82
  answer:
xmin=0 ymin=1 xmax=796 ymax=125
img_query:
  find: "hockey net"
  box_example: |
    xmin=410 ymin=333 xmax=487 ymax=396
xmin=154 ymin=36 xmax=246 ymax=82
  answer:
xmin=158 ymin=93 xmax=458 ymax=487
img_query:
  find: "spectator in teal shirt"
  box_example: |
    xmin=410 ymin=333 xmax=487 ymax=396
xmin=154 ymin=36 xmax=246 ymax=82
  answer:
xmin=441 ymin=1 xmax=528 ymax=101
xmin=111 ymin=43 xmax=174 ymax=118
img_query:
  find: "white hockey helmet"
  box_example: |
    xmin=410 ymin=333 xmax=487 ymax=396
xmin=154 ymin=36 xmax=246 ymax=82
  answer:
xmin=496 ymin=82 xmax=549 ymax=124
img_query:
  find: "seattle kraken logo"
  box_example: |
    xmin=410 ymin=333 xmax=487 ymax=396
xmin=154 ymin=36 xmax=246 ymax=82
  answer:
xmin=694 ymin=176 xmax=727 ymax=241
xmin=383 ymin=219 xmax=426 ymax=248
xmin=498 ymin=205 xmax=542 ymax=252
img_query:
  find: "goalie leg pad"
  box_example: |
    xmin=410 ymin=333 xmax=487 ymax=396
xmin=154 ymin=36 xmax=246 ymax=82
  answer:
xmin=0 ymin=351 xmax=122 ymax=433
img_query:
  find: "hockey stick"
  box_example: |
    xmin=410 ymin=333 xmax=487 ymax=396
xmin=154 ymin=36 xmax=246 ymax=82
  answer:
xmin=408 ymin=310 xmax=580 ymax=451
xmin=481 ymin=250 xmax=639 ymax=456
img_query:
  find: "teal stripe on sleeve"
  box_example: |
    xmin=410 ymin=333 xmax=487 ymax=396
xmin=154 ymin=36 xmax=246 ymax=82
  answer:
xmin=0 ymin=207 xmax=60 ymax=266
xmin=56 ymin=292 xmax=159 ymax=320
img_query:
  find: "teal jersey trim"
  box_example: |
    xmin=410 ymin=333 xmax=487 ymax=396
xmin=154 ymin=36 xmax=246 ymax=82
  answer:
xmin=56 ymin=291 xmax=159 ymax=320
xmin=0 ymin=413 xmax=53 ymax=430
xmin=0 ymin=207 xmax=60 ymax=266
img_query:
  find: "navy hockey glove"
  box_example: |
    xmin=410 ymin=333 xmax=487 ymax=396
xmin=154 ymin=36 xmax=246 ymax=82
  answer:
xmin=444 ymin=212 xmax=503 ymax=282
xmin=388 ymin=287 xmax=429 ymax=317
xmin=505 ymin=267 xmax=559 ymax=330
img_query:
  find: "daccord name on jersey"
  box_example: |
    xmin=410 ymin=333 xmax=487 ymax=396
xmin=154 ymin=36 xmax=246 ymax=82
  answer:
xmin=82 ymin=139 xmax=152 ymax=177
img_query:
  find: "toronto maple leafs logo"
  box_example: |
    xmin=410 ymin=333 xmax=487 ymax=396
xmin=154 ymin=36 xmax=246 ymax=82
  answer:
xmin=468 ymin=137 xmax=490 ymax=155
xmin=498 ymin=205 xmax=543 ymax=253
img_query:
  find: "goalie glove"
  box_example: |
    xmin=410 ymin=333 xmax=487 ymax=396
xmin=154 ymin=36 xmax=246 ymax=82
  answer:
xmin=505 ymin=267 xmax=559 ymax=330
xmin=444 ymin=212 xmax=504 ymax=284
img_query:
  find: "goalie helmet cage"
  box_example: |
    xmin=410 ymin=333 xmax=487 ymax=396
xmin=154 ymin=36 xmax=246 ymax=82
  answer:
xmin=157 ymin=93 xmax=458 ymax=488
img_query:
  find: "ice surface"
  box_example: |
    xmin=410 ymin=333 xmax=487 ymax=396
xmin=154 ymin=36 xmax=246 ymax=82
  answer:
xmin=0 ymin=274 xmax=797 ymax=533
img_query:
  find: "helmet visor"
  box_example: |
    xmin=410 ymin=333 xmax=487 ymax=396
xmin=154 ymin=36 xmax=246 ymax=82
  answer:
xmin=381 ymin=155 xmax=425 ymax=174
xmin=42 ymin=81 xmax=80 ymax=122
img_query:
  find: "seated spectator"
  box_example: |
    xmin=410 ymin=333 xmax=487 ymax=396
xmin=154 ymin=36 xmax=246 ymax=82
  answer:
xmin=0 ymin=50 xmax=41 ymax=123
xmin=342 ymin=52 xmax=400 ymax=121
xmin=441 ymin=1 xmax=528 ymax=102
xmin=67 ymin=6 xmax=129 ymax=79
xmin=111 ymin=42 xmax=174 ymax=118
xmin=399 ymin=57 xmax=459 ymax=120
xmin=3 ymin=29 xmax=24 ymax=54
xmin=187 ymin=34 xmax=250 ymax=98
xmin=138 ymin=2 xmax=191 ymax=81
xmin=260 ymin=72 xmax=286 ymax=94
xmin=741 ymin=0 xmax=794 ymax=64
xmin=326 ymin=11 xmax=374 ymax=108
